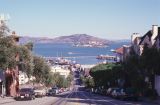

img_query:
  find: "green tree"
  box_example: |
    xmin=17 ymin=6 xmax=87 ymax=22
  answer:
xmin=140 ymin=45 xmax=160 ymax=89
xmin=18 ymin=45 xmax=34 ymax=77
xmin=33 ymin=56 xmax=51 ymax=84
xmin=0 ymin=21 xmax=19 ymax=70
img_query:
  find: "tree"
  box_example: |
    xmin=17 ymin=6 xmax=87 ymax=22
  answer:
xmin=0 ymin=21 xmax=19 ymax=70
xmin=18 ymin=45 xmax=34 ymax=77
xmin=33 ymin=56 xmax=51 ymax=84
xmin=140 ymin=45 xmax=160 ymax=89
xmin=90 ymin=63 xmax=123 ymax=88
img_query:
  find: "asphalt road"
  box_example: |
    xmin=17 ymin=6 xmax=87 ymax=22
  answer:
xmin=1 ymin=70 xmax=158 ymax=105
xmin=1 ymin=87 xmax=158 ymax=105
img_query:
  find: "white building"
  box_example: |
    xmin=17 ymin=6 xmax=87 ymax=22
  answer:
xmin=19 ymin=71 xmax=29 ymax=85
xmin=50 ymin=66 xmax=70 ymax=78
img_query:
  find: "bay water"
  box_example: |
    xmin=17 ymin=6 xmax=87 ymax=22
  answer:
xmin=33 ymin=42 xmax=130 ymax=65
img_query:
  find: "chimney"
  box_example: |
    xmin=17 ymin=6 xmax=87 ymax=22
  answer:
xmin=131 ymin=33 xmax=140 ymax=45
xmin=152 ymin=25 xmax=158 ymax=40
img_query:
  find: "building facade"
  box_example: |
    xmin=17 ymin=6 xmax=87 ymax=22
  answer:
xmin=50 ymin=66 xmax=70 ymax=78
xmin=131 ymin=25 xmax=160 ymax=96
xmin=131 ymin=25 xmax=160 ymax=55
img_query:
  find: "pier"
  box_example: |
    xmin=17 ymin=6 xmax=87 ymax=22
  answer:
xmin=43 ymin=56 xmax=97 ymax=60
xmin=96 ymin=55 xmax=116 ymax=60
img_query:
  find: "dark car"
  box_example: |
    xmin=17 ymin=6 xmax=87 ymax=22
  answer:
xmin=46 ymin=89 xmax=56 ymax=96
xmin=120 ymin=88 xmax=139 ymax=101
xmin=15 ymin=88 xmax=35 ymax=100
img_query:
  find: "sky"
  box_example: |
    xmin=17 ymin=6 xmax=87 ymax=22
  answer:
xmin=0 ymin=0 xmax=160 ymax=40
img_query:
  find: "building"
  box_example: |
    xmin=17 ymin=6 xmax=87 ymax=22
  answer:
xmin=131 ymin=25 xmax=160 ymax=55
xmin=19 ymin=71 xmax=29 ymax=85
xmin=132 ymin=25 xmax=160 ymax=96
xmin=50 ymin=66 xmax=70 ymax=78
xmin=115 ymin=45 xmax=131 ymax=62
xmin=115 ymin=47 xmax=124 ymax=62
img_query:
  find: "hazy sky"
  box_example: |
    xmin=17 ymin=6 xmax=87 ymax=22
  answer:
xmin=0 ymin=0 xmax=160 ymax=39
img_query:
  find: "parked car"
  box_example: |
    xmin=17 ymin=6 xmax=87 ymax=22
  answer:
xmin=111 ymin=88 xmax=122 ymax=98
xmin=15 ymin=88 xmax=35 ymax=100
xmin=120 ymin=88 xmax=139 ymax=101
xmin=52 ymin=87 xmax=60 ymax=94
xmin=34 ymin=88 xmax=46 ymax=98
xmin=46 ymin=89 xmax=56 ymax=96
xmin=106 ymin=88 xmax=117 ymax=96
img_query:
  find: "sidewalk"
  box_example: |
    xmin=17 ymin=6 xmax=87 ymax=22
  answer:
xmin=141 ymin=96 xmax=160 ymax=105
xmin=154 ymin=97 xmax=160 ymax=105
xmin=0 ymin=97 xmax=15 ymax=105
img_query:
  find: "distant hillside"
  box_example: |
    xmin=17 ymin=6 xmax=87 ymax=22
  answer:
xmin=52 ymin=34 xmax=111 ymax=44
xmin=19 ymin=34 xmax=112 ymax=44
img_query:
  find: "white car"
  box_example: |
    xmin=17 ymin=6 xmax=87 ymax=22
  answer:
xmin=34 ymin=88 xmax=46 ymax=97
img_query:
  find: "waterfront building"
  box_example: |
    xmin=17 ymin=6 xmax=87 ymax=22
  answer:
xmin=115 ymin=45 xmax=131 ymax=62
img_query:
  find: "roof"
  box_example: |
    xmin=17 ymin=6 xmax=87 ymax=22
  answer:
xmin=139 ymin=27 xmax=160 ymax=45
xmin=115 ymin=47 xmax=123 ymax=54
xmin=139 ymin=30 xmax=152 ymax=45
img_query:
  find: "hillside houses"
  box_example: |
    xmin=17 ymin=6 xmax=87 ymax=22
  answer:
xmin=132 ymin=25 xmax=160 ymax=55
xmin=115 ymin=25 xmax=160 ymax=96
xmin=115 ymin=25 xmax=160 ymax=62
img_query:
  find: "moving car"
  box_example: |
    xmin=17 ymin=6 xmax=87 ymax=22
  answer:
xmin=15 ymin=88 xmax=35 ymax=100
